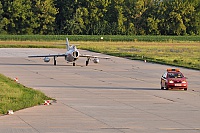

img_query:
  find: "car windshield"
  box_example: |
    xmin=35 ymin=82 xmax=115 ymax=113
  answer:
xmin=168 ymin=72 xmax=183 ymax=78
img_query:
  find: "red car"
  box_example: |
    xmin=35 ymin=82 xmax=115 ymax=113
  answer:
xmin=161 ymin=69 xmax=188 ymax=90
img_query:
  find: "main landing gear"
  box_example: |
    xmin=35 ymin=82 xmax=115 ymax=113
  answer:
xmin=86 ymin=57 xmax=90 ymax=66
xmin=53 ymin=56 xmax=57 ymax=65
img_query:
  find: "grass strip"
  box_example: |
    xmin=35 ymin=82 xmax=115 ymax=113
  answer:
xmin=0 ymin=35 xmax=200 ymax=42
xmin=77 ymin=41 xmax=200 ymax=70
xmin=0 ymin=74 xmax=51 ymax=114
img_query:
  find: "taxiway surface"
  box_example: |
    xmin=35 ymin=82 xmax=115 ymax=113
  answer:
xmin=0 ymin=48 xmax=199 ymax=133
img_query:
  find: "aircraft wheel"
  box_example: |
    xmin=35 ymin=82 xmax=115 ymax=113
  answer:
xmin=86 ymin=61 xmax=89 ymax=66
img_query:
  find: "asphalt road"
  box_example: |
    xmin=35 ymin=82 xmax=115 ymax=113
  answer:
xmin=0 ymin=48 xmax=199 ymax=133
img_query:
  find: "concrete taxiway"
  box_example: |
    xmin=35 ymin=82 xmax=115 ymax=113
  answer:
xmin=0 ymin=48 xmax=199 ymax=133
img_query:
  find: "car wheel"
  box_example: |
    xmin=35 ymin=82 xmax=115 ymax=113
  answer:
xmin=166 ymin=87 xmax=169 ymax=90
xmin=184 ymin=88 xmax=187 ymax=91
xmin=165 ymin=84 xmax=169 ymax=90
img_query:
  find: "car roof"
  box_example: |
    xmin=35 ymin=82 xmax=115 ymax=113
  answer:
xmin=167 ymin=71 xmax=182 ymax=73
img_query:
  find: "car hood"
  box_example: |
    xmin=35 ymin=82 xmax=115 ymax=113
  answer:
xmin=168 ymin=78 xmax=187 ymax=82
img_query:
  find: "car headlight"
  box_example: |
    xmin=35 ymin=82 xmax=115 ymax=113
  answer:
xmin=169 ymin=80 xmax=174 ymax=83
xmin=182 ymin=81 xmax=187 ymax=83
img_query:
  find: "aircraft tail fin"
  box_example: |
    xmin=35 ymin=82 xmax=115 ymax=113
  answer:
xmin=66 ymin=38 xmax=70 ymax=50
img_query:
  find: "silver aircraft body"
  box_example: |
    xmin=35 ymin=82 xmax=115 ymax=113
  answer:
xmin=28 ymin=38 xmax=109 ymax=66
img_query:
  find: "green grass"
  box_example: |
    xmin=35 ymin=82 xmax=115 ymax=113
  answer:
xmin=0 ymin=74 xmax=51 ymax=114
xmin=77 ymin=41 xmax=200 ymax=70
xmin=0 ymin=35 xmax=200 ymax=42
xmin=0 ymin=40 xmax=65 ymax=48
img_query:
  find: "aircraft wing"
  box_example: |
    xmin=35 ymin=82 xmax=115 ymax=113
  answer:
xmin=28 ymin=53 xmax=67 ymax=65
xmin=28 ymin=54 xmax=66 ymax=58
xmin=80 ymin=54 xmax=110 ymax=59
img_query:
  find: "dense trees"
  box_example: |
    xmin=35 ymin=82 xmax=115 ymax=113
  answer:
xmin=0 ymin=0 xmax=200 ymax=35
xmin=0 ymin=2 xmax=5 ymax=34
xmin=1 ymin=0 xmax=57 ymax=34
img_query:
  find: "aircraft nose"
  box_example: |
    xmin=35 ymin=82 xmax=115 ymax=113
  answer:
xmin=72 ymin=51 xmax=79 ymax=58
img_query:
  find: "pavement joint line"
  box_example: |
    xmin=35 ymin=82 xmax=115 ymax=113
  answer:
xmin=123 ymin=103 xmax=196 ymax=130
xmin=185 ymin=89 xmax=200 ymax=96
xmin=60 ymin=101 xmax=126 ymax=133
xmin=159 ymin=128 xmax=200 ymax=130
xmin=90 ymin=67 xmax=147 ymax=82
xmin=85 ymin=88 xmax=196 ymax=130
xmin=89 ymin=66 xmax=160 ymax=86
xmin=17 ymin=115 xmax=40 ymax=133
xmin=153 ymin=95 xmax=175 ymax=102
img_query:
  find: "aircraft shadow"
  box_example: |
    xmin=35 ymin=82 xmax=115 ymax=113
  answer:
xmin=0 ymin=63 xmax=82 ymax=67
xmin=0 ymin=63 xmax=50 ymax=66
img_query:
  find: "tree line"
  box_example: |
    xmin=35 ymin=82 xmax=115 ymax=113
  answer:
xmin=0 ymin=0 xmax=200 ymax=35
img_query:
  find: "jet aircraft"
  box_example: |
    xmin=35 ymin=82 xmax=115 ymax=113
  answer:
xmin=28 ymin=38 xmax=110 ymax=66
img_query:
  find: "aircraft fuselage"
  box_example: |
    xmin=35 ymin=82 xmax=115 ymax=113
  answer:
xmin=65 ymin=47 xmax=80 ymax=62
